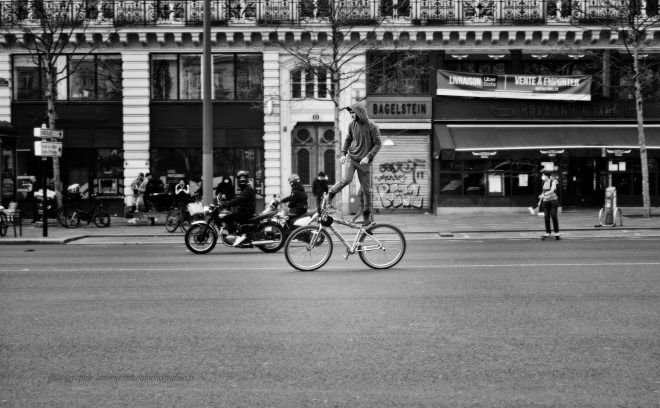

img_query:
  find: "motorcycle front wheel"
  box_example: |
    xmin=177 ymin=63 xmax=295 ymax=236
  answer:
xmin=185 ymin=224 xmax=217 ymax=254
xmin=255 ymin=223 xmax=286 ymax=253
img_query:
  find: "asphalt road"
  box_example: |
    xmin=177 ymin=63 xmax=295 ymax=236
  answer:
xmin=1 ymin=239 xmax=659 ymax=407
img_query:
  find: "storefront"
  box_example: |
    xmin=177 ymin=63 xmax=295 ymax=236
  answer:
xmin=0 ymin=121 xmax=18 ymax=207
xmin=434 ymin=124 xmax=660 ymax=211
xmin=367 ymin=97 xmax=433 ymax=212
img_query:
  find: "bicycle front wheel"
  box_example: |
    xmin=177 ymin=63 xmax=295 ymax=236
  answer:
xmin=358 ymin=224 xmax=406 ymax=269
xmin=93 ymin=210 xmax=111 ymax=227
xmin=165 ymin=210 xmax=180 ymax=233
xmin=284 ymin=226 xmax=333 ymax=271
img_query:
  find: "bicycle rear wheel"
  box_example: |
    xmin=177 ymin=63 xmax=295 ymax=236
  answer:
xmin=358 ymin=224 xmax=406 ymax=269
xmin=165 ymin=210 xmax=180 ymax=233
xmin=0 ymin=213 xmax=7 ymax=236
xmin=284 ymin=226 xmax=333 ymax=271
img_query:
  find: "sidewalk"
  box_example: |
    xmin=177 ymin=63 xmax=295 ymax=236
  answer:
xmin=2 ymin=209 xmax=660 ymax=244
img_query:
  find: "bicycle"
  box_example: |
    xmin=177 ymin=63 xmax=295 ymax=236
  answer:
xmin=57 ymin=193 xmax=111 ymax=228
xmin=165 ymin=195 xmax=204 ymax=233
xmin=283 ymin=197 xmax=406 ymax=271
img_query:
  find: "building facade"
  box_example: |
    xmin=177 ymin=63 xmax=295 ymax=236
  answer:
xmin=1 ymin=0 xmax=659 ymax=216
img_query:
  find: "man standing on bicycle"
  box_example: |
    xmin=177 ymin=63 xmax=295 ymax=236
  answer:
xmin=326 ymin=103 xmax=381 ymax=226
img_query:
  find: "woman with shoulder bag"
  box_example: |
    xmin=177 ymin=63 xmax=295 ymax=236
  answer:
xmin=540 ymin=170 xmax=560 ymax=239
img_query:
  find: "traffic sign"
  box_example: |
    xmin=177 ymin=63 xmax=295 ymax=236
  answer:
xmin=34 ymin=127 xmax=63 ymax=139
xmin=34 ymin=141 xmax=63 ymax=157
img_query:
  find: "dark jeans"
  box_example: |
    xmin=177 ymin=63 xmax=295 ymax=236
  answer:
xmin=330 ymin=159 xmax=372 ymax=213
xmin=222 ymin=211 xmax=250 ymax=234
xmin=542 ymin=200 xmax=559 ymax=233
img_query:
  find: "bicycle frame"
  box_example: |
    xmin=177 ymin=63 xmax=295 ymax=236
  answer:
xmin=313 ymin=216 xmax=384 ymax=259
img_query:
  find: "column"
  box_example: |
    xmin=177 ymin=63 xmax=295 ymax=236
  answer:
xmin=121 ymin=52 xmax=151 ymax=210
xmin=263 ymin=50 xmax=281 ymax=197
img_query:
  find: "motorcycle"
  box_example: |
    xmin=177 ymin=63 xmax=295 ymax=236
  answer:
xmin=268 ymin=196 xmax=319 ymax=239
xmin=185 ymin=199 xmax=288 ymax=254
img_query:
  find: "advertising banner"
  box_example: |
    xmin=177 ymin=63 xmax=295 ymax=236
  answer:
xmin=437 ymin=70 xmax=592 ymax=101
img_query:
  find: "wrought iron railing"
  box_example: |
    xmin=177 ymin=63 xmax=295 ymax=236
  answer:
xmin=0 ymin=0 xmax=656 ymax=27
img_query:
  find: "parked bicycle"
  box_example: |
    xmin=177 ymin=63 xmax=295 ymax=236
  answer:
xmin=283 ymin=197 xmax=406 ymax=271
xmin=57 ymin=192 xmax=111 ymax=228
xmin=165 ymin=195 xmax=205 ymax=233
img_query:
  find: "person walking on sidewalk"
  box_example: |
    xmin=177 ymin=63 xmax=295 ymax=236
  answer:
xmin=540 ymin=170 xmax=560 ymax=239
xmin=312 ymin=171 xmax=328 ymax=210
xmin=325 ymin=103 xmax=381 ymax=225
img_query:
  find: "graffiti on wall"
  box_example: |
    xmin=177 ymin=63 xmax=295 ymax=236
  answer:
xmin=374 ymin=158 xmax=428 ymax=209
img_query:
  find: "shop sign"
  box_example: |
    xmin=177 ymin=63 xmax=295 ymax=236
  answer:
xmin=437 ymin=70 xmax=592 ymax=101
xmin=367 ymin=97 xmax=432 ymax=120
xmin=472 ymin=151 xmax=497 ymax=158
xmin=607 ymin=149 xmax=631 ymax=157
xmin=540 ymin=149 xmax=565 ymax=157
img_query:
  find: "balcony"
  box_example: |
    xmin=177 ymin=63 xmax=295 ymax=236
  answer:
xmin=0 ymin=0 xmax=657 ymax=27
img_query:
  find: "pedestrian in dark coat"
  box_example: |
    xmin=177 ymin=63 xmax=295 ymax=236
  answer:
xmin=311 ymin=171 xmax=328 ymax=210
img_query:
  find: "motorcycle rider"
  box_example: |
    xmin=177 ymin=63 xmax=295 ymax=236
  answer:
xmin=221 ymin=170 xmax=256 ymax=247
xmin=276 ymin=174 xmax=308 ymax=220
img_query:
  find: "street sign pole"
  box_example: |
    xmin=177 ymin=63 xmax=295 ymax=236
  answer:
xmin=41 ymin=157 xmax=47 ymax=237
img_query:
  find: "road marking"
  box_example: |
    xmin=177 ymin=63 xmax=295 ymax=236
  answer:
xmin=2 ymin=262 xmax=660 ymax=273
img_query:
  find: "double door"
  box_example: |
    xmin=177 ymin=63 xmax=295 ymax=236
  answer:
xmin=291 ymin=124 xmax=336 ymax=209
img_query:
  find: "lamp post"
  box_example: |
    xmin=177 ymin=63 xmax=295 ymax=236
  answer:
xmin=202 ymin=0 xmax=214 ymax=206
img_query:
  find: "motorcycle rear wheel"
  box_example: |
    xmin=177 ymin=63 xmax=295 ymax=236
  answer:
xmin=185 ymin=224 xmax=217 ymax=254
xmin=255 ymin=223 xmax=285 ymax=253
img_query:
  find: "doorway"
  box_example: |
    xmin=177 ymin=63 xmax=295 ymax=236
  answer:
xmin=291 ymin=124 xmax=336 ymax=209
xmin=565 ymin=157 xmax=607 ymax=207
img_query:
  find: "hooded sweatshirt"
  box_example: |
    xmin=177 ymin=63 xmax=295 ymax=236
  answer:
xmin=342 ymin=103 xmax=381 ymax=163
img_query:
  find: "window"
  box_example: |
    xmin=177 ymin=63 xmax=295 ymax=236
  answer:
xmin=291 ymin=67 xmax=331 ymax=99
xmin=611 ymin=57 xmax=660 ymax=102
xmin=13 ymin=56 xmax=45 ymax=100
xmin=151 ymin=54 xmax=263 ymax=101
xmin=69 ymin=56 xmax=97 ymax=100
xmin=13 ymin=54 xmax=122 ymax=101
xmin=368 ymin=52 xmax=431 ymax=95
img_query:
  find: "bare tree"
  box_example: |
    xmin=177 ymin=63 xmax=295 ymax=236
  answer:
xmin=277 ymin=0 xmax=417 ymax=213
xmin=570 ymin=0 xmax=660 ymax=217
xmin=2 ymin=0 xmax=116 ymax=206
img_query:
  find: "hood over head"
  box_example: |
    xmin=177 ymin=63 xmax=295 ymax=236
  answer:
xmin=348 ymin=103 xmax=370 ymax=124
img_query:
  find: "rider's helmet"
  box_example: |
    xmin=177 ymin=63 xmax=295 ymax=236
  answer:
xmin=236 ymin=170 xmax=250 ymax=188
xmin=288 ymin=174 xmax=300 ymax=185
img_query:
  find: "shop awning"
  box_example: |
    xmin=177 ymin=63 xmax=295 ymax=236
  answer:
xmin=434 ymin=124 xmax=660 ymax=155
xmin=0 ymin=120 xmax=17 ymax=138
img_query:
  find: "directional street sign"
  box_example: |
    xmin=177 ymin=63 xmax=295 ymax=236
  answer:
xmin=33 ymin=127 xmax=63 ymax=139
xmin=34 ymin=141 xmax=63 ymax=157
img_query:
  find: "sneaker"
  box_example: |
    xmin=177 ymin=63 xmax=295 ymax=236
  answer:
xmin=362 ymin=214 xmax=374 ymax=226
xmin=538 ymin=212 xmax=545 ymax=217
xmin=553 ymin=232 xmax=560 ymax=238
xmin=543 ymin=233 xmax=550 ymax=237
xmin=528 ymin=207 xmax=535 ymax=215
xmin=232 ymin=234 xmax=247 ymax=247
xmin=128 ymin=218 xmax=137 ymax=224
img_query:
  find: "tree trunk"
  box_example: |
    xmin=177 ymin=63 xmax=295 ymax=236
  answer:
xmin=46 ymin=68 xmax=63 ymax=208
xmin=332 ymin=72 xmax=343 ymax=217
xmin=633 ymin=46 xmax=651 ymax=217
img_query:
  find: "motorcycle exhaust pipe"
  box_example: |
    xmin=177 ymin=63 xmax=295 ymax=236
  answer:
xmin=251 ymin=240 xmax=276 ymax=245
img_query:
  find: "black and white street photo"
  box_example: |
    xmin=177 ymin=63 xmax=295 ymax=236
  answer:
xmin=1 ymin=0 xmax=660 ymax=405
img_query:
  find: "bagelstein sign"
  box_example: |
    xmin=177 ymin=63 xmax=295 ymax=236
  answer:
xmin=367 ymin=97 xmax=432 ymax=120
xmin=437 ymin=70 xmax=592 ymax=101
